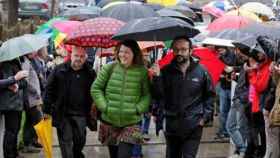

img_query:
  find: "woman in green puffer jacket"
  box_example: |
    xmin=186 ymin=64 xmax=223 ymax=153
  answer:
xmin=91 ymin=39 xmax=151 ymax=158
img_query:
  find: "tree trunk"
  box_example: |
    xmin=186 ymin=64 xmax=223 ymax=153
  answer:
xmin=50 ymin=0 xmax=56 ymax=18
xmin=7 ymin=0 xmax=19 ymax=27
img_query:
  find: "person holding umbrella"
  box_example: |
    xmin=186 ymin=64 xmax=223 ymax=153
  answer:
xmin=91 ymin=39 xmax=151 ymax=158
xmin=151 ymin=36 xmax=215 ymax=158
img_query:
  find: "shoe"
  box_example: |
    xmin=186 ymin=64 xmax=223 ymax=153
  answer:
xmin=21 ymin=145 xmax=41 ymax=153
xmin=143 ymin=134 xmax=151 ymax=141
xmin=214 ymin=133 xmax=224 ymax=140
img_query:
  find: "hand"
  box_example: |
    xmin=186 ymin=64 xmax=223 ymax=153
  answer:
xmin=14 ymin=70 xmax=29 ymax=81
xmin=263 ymin=109 xmax=270 ymax=117
xmin=199 ymin=119 xmax=205 ymax=127
xmin=43 ymin=114 xmax=51 ymax=119
xmin=8 ymin=84 xmax=19 ymax=93
xmin=151 ymin=63 xmax=160 ymax=76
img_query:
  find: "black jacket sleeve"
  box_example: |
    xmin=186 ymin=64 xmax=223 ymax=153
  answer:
xmin=0 ymin=77 xmax=17 ymax=89
xmin=202 ymin=70 xmax=215 ymax=123
xmin=43 ymin=69 xmax=58 ymax=115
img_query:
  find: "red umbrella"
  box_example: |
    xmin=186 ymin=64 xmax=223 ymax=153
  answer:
xmin=207 ymin=15 xmax=254 ymax=32
xmin=65 ymin=17 xmax=125 ymax=48
xmin=155 ymin=47 xmax=225 ymax=86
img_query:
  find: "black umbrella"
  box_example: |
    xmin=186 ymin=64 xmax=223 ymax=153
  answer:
xmin=60 ymin=6 xmax=101 ymax=20
xmin=167 ymin=5 xmax=196 ymax=18
xmin=101 ymin=2 xmax=159 ymax=22
xmin=157 ymin=8 xmax=194 ymax=26
xmin=232 ymin=35 xmax=264 ymax=56
xmin=112 ymin=17 xmax=200 ymax=41
xmin=240 ymin=23 xmax=280 ymax=40
xmin=209 ymin=29 xmax=251 ymax=41
xmin=143 ymin=3 xmax=164 ymax=11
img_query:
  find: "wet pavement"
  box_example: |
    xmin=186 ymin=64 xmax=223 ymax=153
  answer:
xmin=21 ymin=116 xmax=230 ymax=158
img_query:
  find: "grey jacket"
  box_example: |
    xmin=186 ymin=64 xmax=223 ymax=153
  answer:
xmin=21 ymin=57 xmax=43 ymax=108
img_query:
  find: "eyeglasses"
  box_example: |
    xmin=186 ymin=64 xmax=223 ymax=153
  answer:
xmin=173 ymin=48 xmax=190 ymax=54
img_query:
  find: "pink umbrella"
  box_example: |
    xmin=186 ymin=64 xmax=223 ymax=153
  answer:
xmin=202 ymin=6 xmax=225 ymax=18
xmin=52 ymin=21 xmax=81 ymax=35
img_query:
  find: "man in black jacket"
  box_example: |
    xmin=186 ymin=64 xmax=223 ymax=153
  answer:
xmin=151 ymin=36 xmax=215 ymax=158
xmin=44 ymin=46 xmax=96 ymax=158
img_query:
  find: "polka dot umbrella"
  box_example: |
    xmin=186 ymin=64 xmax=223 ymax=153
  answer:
xmin=65 ymin=17 xmax=125 ymax=48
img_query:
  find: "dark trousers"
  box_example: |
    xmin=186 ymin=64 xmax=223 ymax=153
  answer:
xmin=165 ymin=126 xmax=203 ymax=158
xmin=108 ymin=142 xmax=134 ymax=158
xmin=23 ymin=106 xmax=42 ymax=146
xmin=56 ymin=116 xmax=87 ymax=158
xmin=2 ymin=111 xmax=22 ymax=158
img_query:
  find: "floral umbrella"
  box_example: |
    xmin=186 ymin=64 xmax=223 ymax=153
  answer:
xmin=65 ymin=17 xmax=125 ymax=48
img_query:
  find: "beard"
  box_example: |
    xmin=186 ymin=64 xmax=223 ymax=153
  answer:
xmin=175 ymin=55 xmax=189 ymax=64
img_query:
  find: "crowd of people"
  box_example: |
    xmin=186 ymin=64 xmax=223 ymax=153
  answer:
xmin=1 ymin=28 xmax=280 ymax=158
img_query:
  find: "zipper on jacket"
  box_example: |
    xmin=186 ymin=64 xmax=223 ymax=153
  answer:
xmin=120 ymin=68 xmax=127 ymax=126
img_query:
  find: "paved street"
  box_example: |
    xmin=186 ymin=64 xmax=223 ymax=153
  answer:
xmin=21 ymin=116 xmax=230 ymax=158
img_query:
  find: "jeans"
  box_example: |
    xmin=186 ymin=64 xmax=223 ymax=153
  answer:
xmin=3 ymin=111 xmax=22 ymax=158
xmin=218 ymin=88 xmax=231 ymax=135
xmin=226 ymin=103 xmax=249 ymax=153
xmin=165 ymin=126 xmax=203 ymax=158
xmin=108 ymin=143 xmax=134 ymax=158
xmin=57 ymin=116 xmax=87 ymax=158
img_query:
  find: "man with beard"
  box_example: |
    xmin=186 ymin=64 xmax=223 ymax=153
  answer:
xmin=151 ymin=36 xmax=215 ymax=158
xmin=44 ymin=46 xmax=96 ymax=158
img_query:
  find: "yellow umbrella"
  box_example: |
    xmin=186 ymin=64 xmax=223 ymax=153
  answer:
xmin=34 ymin=118 xmax=53 ymax=158
xmin=225 ymin=9 xmax=262 ymax=22
xmin=240 ymin=2 xmax=275 ymax=19
xmin=147 ymin=0 xmax=176 ymax=7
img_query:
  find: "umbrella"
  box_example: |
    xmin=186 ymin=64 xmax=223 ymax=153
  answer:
xmin=207 ymin=15 xmax=255 ymax=32
xmin=167 ymin=5 xmax=196 ymax=18
xmin=208 ymin=28 xmax=251 ymax=41
xmin=225 ymin=9 xmax=262 ymax=22
xmin=138 ymin=41 xmax=165 ymax=50
xmin=202 ymin=37 xmax=234 ymax=47
xmin=112 ymin=16 xmax=200 ymax=41
xmin=143 ymin=3 xmax=164 ymax=11
xmin=34 ymin=118 xmax=52 ymax=158
xmin=240 ymin=23 xmax=280 ymax=40
xmin=97 ymin=0 xmax=125 ymax=7
xmin=204 ymin=0 xmax=233 ymax=11
xmin=0 ymin=34 xmax=49 ymax=62
xmin=240 ymin=2 xmax=275 ymax=18
xmin=102 ymin=1 xmax=139 ymax=10
xmin=101 ymin=2 xmax=158 ymax=22
xmin=232 ymin=35 xmax=264 ymax=55
xmin=60 ymin=6 xmax=101 ymax=20
xmin=147 ymin=0 xmax=177 ymax=7
xmin=156 ymin=8 xmax=194 ymax=26
xmin=52 ymin=20 xmax=81 ymax=34
xmin=65 ymin=17 xmax=125 ymax=48
xmin=176 ymin=0 xmax=201 ymax=11
xmin=202 ymin=5 xmax=225 ymax=18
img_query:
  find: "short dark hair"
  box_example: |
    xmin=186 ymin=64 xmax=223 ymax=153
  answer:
xmin=171 ymin=36 xmax=193 ymax=49
xmin=116 ymin=39 xmax=144 ymax=66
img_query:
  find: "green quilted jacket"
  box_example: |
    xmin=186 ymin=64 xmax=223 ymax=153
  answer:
xmin=91 ymin=62 xmax=151 ymax=127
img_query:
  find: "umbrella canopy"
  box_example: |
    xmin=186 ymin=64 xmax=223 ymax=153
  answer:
xmin=207 ymin=15 xmax=255 ymax=32
xmin=204 ymin=0 xmax=233 ymax=11
xmin=52 ymin=20 xmax=81 ymax=34
xmin=202 ymin=37 xmax=234 ymax=47
xmin=143 ymin=3 xmax=164 ymax=11
xmin=147 ymin=0 xmax=177 ymax=7
xmin=240 ymin=22 xmax=280 ymax=40
xmin=208 ymin=28 xmax=251 ymax=41
xmin=0 ymin=34 xmax=49 ymax=62
xmin=167 ymin=5 xmax=196 ymax=18
xmin=101 ymin=2 xmax=158 ymax=22
xmin=65 ymin=17 xmax=125 ymax=48
xmin=138 ymin=41 xmax=165 ymax=50
xmin=112 ymin=17 xmax=200 ymax=41
xmin=202 ymin=5 xmax=225 ymax=18
xmin=97 ymin=0 xmax=125 ymax=7
xmin=176 ymin=0 xmax=201 ymax=11
xmin=157 ymin=8 xmax=194 ymax=26
xmin=225 ymin=9 xmax=262 ymax=22
xmin=232 ymin=35 xmax=264 ymax=55
xmin=60 ymin=6 xmax=101 ymax=20
xmin=240 ymin=2 xmax=274 ymax=18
